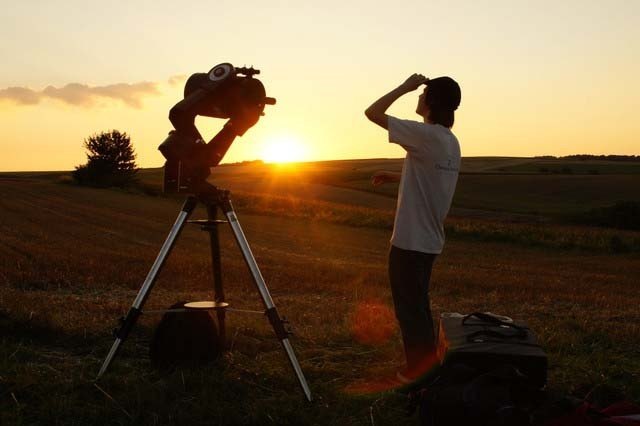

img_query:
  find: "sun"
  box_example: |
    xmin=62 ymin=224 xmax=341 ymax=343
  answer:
xmin=260 ymin=134 xmax=307 ymax=164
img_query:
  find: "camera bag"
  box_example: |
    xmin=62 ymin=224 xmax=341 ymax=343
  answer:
xmin=149 ymin=301 xmax=222 ymax=369
xmin=436 ymin=312 xmax=547 ymax=387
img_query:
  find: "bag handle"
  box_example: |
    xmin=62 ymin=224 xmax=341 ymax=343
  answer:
xmin=462 ymin=312 xmax=528 ymax=333
xmin=463 ymin=312 xmax=509 ymax=325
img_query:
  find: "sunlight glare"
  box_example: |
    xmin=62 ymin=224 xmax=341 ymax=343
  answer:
xmin=260 ymin=135 xmax=307 ymax=164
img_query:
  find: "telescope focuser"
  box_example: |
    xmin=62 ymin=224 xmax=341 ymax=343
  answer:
xmin=235 ymin=65 xmax=260 ymax=78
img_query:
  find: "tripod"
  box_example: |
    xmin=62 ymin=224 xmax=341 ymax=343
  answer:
xmin=97 ymin=181 xmax=312 ymax=401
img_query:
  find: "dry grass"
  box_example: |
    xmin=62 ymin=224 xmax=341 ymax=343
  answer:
xmin=1 ymin=173 xmax=639 ymax=425
xmin=226 ymin=190 xmax=640 ymax=253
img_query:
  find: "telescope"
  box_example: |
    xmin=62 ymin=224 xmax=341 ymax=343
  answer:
xmin=158 ymin=63 xmax=276 ymax=192
xmin=98 ymin=63 xmax=313 ymax=401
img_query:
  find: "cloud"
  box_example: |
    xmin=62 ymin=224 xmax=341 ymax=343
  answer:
xmin=167 ymin=74 xmax=187 ymax=87
xmin=0 ymin=81 xmax=161 ymax=108
xmin=0 ymin=87 xmax=40 ymax=105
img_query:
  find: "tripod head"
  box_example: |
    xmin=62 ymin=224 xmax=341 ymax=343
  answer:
xmin=159 ymin=63 xmax=276 ymax=193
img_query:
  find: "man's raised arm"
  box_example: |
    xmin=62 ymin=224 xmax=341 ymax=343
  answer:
xmin=364 ymin=74 xmax=428 ymax=129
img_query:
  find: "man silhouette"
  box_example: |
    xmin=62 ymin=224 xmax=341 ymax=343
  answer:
xmin=365 ymin=73 xmax=461 ymax=383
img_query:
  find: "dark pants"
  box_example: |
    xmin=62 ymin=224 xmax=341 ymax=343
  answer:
xmin=388 ymin=245 xmax=437 ymax=371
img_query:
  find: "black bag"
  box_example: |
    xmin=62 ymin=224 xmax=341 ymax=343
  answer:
xmin=410 ymin=364 xmax=542 ymax=426
xmin=436 ymin=312 xmax=547 ymax=388
xmin=149 ymin=301 xmax=223 ymax=369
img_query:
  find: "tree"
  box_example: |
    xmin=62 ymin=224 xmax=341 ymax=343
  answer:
xmin=72 ymin=130 xmax=138 ymax=187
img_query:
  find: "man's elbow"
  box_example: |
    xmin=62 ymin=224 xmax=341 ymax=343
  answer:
xmin=365 ymin=108 xmax=382 ymax=124
xmin=364 ymin=108 xmax=374 ymax=122
xmin=365 ymin=110 xmax=388 ymax=129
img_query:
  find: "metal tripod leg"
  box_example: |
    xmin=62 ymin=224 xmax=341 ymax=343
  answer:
xmin=221 ymin=200 xmax=312 ymax=402
xmin=206 ymin=204 xmax=226 ymax=346
xmin=97 ymin=196 xmax=198 ymax=379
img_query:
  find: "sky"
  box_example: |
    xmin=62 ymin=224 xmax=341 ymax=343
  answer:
xmin=1 ymin=0 xmax=638 ymax=171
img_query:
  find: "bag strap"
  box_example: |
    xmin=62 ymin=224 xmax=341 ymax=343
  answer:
xmin=462 ymin=312 xmax=528 ymax=332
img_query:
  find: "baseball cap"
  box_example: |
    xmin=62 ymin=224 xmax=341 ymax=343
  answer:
xmin=426 ymin=77 xmax=461 ymax=111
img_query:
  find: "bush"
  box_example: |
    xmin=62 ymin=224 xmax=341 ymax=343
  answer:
xmin=577 ymin=201 xmax=640 ymax=231
xmin=72 ymin=130 xmax=138 ymax=187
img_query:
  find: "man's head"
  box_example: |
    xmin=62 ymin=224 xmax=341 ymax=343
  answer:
xmin=416 ymin=76 xmax=461 ymax=128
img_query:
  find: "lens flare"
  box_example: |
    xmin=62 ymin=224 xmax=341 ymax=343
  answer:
xmin=350 ymin=300 xmax=395 ymax=345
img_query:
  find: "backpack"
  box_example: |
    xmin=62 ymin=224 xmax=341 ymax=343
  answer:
xmin=149 ymin=301 xmax=223 ymax=369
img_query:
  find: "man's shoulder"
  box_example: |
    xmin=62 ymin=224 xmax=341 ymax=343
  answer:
xmin=388 ymin=116 xmax=425 ymax=129
xmin=390 ymin=117 xmax=455 ymax=136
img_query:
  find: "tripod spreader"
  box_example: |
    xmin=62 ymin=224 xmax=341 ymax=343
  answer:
xmin=266 ymin=308 xmax=291 ymax=340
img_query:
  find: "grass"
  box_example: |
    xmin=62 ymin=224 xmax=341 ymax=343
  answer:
xmin=1 ymin=159 xmax=640 ymax=425
xmin=453 ymin=174 xmax=640 ymax=216
xmin=137 ymin=159 xmax=640 ymax=250
xmin=491 ymin=159 xmax=640 ymax=175
xmin=177 ymin=158 xmax=640 ymax=218
xmin=203 ymin=190 xmax=640 ymax=253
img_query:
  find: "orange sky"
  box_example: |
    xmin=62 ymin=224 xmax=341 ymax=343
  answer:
xmin=1 ymin=0 xmax=638 ymax=171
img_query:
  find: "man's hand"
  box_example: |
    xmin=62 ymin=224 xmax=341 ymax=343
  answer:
xmin=399 ymin=74 xmax=429 ymax=92
xmin=371 ymin=171 xmax=401 ymax=186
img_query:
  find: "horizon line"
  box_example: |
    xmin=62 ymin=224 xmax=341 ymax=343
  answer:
xmin=1 ymin=153 xmax=640 ymax=173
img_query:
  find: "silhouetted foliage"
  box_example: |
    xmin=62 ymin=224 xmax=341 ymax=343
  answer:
xmin=575 ymin=201 xmax=640 ymax=231
xmin=72 ymin=130 xmax=138 ymax=187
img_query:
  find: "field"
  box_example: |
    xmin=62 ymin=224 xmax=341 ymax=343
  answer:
xmin=1 ymin=157 xmax=640 ymax=425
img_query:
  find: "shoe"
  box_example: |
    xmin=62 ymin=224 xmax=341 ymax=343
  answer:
xmin=396 ymin=356 xmax=441 ymax=386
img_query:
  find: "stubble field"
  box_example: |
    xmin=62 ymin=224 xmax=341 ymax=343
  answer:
xmin=1 ymin=157 xmax=639 ymax=425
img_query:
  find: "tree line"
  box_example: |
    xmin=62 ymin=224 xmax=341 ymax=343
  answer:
xmin=535 ymin=155 xmax=640 ymax=162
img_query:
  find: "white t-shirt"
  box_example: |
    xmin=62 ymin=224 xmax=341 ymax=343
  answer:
xmin=388 ymin=116 xmax=461 ymax=254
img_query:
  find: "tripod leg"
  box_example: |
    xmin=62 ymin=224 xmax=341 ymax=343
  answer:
xmin=97 ymin=196 xmax=198 ymax=379
xmin=206 ymin=204 xmax=226 ymax=346
xmin=221 ymin=202 xmax=312 ymax=402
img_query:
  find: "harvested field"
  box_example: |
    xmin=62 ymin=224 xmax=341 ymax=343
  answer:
xmin=1 ymin=159 xmax=639 ymax=425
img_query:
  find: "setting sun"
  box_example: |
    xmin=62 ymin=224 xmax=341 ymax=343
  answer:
xmin=260 ymin=135 xmax=307 ymax=163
